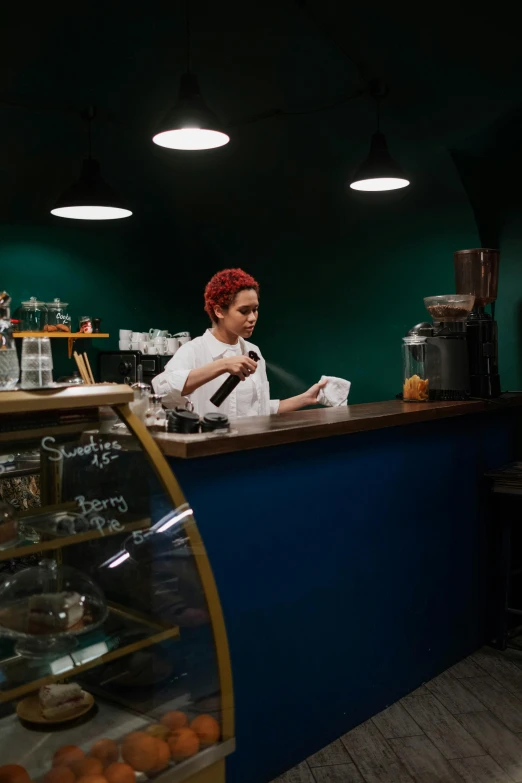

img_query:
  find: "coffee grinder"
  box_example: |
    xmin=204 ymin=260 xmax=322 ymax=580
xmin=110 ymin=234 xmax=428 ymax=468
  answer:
xmin=454 ymin=248 xmax=500 ymax=397
xmin=409 ymin=294 xmax=475 ymax=400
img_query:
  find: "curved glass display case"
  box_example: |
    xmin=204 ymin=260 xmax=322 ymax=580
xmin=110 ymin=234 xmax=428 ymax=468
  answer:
xmin=0 ymin=386 xmax=234 ymax=783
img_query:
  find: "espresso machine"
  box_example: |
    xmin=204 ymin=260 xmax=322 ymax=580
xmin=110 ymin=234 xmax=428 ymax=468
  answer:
xmin=454 ymin=248 xmax=500 ymax=397
xmin=408 ymin=294 xmax=475 ymax=400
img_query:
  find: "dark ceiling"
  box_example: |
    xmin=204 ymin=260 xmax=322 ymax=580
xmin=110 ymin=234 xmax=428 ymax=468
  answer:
xmin=1 ymin=0 xmax=522 ymax=225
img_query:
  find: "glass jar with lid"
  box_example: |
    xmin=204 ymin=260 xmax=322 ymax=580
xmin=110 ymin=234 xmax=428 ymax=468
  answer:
xmin=0 ymin=292 xmax=20 ymax=390
xmin=21 ymin=297 xmax=47 ymax=332
xmin=45 ymin=298 xmax=71 ymax=332
xmin=402 ymin=335 xmax=430 ymax=402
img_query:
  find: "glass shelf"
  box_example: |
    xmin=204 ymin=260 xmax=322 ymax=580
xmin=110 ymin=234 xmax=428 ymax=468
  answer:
xmin=0 ymin=508 xmax=152 ymax=561
xmin=0 ymin=687 xmax=234 ymax=782
xmin=0 ymin=602 xmax=179 ymax=701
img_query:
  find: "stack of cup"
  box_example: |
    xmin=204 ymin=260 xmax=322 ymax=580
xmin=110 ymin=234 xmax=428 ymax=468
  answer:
xmin=119 ymin=330 xmax=132 ymax=350
xmin=21 ymin=337 xmax=53 ymax=388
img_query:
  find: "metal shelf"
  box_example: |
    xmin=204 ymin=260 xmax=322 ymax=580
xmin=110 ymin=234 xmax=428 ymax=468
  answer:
xmin=0 ymin=604 xmax=179 ymax=702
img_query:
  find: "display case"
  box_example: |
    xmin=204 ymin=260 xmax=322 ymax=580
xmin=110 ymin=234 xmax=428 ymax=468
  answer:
xmin=0 ymin=386 xmax=234 ymax=783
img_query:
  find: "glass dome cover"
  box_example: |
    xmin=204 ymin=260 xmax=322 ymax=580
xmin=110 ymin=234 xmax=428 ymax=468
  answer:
xmin=0 ymin=560 xmax=107 ymax=657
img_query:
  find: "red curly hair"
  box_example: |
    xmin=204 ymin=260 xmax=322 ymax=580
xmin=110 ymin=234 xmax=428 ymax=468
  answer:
xmin=204 ymin=268 xmax=259 ymax=323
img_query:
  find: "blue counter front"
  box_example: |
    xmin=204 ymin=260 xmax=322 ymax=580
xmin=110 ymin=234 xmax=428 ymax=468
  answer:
xmin=166 ymin=404 xmax=519 ymax=783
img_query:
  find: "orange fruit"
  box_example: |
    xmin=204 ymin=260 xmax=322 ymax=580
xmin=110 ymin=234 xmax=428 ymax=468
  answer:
xmin=145 ymin=724 xmax=170 ymax=741
xmin=75 ymin=776 xmax=107 ymax=783
xmin=89 ymin=740 xmax=119 ymax=767
xmin=43 ymin=769 xmax=76 ymax=783
xmin=168 ymin=728 xmax=200 ymax=762
xmin=160 ymin=711 xmax=187 ymax=731
xmin=104 ymin=764 xmax=135 ymax=783
xmin=69 ymin=759 xmax=103 ymax=778
xmin=121 ymin=732 xmax=158 ymax=772
xmin=151 ymin=740 xmax=170 ymax=772
xmin=53 ymin=749 xmax=85 ymax=768
xmin=191 ymin=715 xmax=220 ymax=748
xmin=0 ymin=766 xmax=31 ymax=783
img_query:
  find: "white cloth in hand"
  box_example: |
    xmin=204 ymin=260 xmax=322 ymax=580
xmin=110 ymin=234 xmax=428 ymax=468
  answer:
xmin=317 ymin=375 xmax=351 ymax=407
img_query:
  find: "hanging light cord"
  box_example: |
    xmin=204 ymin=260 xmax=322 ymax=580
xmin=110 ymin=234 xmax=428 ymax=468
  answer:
xmin=185 ymin=0 xmax=191 ymax=73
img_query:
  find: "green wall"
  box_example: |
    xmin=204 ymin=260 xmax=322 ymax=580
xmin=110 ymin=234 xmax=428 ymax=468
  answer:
xmin=0 ymin=142 xmax=484 ymax=402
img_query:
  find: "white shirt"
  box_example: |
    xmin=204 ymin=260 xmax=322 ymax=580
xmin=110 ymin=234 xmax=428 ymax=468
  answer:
xmin=152 ymin=330 xmax=280 ymax=419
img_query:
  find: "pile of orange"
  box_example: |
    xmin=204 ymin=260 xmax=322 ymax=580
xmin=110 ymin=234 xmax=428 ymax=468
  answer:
xmin=12 ymin=710 xmax=220 ymax=782
xmin=0 ymin=766 xmax=31 ymax=783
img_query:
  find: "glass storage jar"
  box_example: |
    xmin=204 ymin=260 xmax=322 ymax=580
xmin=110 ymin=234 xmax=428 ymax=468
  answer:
xmin=0 ymin=292 xmax=20 ymax=390
xmin=402 ymin=335 xmax=429 ymax=402
xmin=21 ymin=297 xmax=47 ymax=331
xmin=45 ymin=298 xmax=71 ymax=332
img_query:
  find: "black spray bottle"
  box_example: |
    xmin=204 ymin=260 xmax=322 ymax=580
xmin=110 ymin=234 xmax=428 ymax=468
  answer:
xmin=210 ymin=351 xmax=260 ymax=408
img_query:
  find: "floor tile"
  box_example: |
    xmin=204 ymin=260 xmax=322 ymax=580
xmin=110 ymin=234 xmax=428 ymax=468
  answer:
xmin=450 ymin=755 xmax=515 ymax=782
xmin=472 ymin=650 xmax=522 ymax=697
xmin=273 ymin=761 xmax=315 ymax=783
xmin=372 ymin=703 xmax=423 ymax=739
xmin=402 ymin=694 xmax=484 ymax=759
xmin=457 ymin=711 xmax=522 ymax=782
xmin=460 ymin=675 xmax=522 ymax=733
xmin=307 ymin=739 xmax=353 ymax=767
xmin=311 ymin=764 xmax=364 ymax=783
xmin=408 ymin=685 xmax=430 ymax=697
xmin=389 ymin=735 xmax=464 ymax=782
xmin=341 ymin=719 xmax=414 ymax=782
xmin=450 ymin=656 xmax=489 ymax=679
xmin=425 ymin=670 xmax=486 ymax=714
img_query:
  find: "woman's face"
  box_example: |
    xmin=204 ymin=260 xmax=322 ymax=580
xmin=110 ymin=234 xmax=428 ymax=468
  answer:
xmin=215 ymin=288 xmax=259 ymax=339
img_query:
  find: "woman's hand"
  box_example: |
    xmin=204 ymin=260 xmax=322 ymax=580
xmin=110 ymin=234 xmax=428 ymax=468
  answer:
xmin=277 ymin=379 xmax=328 ymax=414
xmin=222 ymin=355 xmax=257 ymax=381
xmin=300 ymin=379 xmax=328 ymax=407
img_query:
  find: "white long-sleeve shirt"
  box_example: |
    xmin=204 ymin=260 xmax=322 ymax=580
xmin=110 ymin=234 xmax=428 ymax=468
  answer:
xmin=152 ymin=329 xmax=280 ymax=418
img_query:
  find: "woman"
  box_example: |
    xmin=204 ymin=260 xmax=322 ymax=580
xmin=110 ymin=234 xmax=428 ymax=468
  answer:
xmin=153 ymin=268 xmax=326 ymax=417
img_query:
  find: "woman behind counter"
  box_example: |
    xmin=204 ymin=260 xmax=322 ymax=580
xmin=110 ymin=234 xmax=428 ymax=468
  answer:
xmin=153 ymin=268 xmax=325 ymax=418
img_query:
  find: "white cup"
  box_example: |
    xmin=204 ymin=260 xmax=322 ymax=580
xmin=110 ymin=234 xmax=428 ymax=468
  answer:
xmin=147 ymin=346 xmax=157 ymax=355
xmin=131 ymin=331 xmax=145 ymax=342
xmin=166 ymin=337 xmax=179 ymax=355
xmin=153 ymin=337 xmax=167 ymax=356
xmin=120 ymin=329 xmax=132 ymax=340
xmin=131 ymin=342 xmax=140 ymax=351
xmin=139 ymin=341 xmax=148 ymax=353
xmin=119 ymin=340 xmax=131 ymax=350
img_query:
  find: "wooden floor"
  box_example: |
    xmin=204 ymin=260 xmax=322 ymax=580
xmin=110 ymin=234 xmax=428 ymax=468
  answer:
xmin=271 ymin=644 xmax=522 ymax=783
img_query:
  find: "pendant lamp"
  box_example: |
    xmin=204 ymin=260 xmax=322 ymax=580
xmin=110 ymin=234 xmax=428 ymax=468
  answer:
xmin=349 ymin=91 xmax=409 ymax=192
xmin=51 ymin=109 xmax=132 ymax=220
xmin=152 ymin=0 xmax=229 ymax=151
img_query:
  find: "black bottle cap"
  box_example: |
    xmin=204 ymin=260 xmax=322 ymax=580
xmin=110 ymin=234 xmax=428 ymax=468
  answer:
xmin=201 ymin=412 xmax=230 ymax=432
xmin=167 ymin=407 xmax=200 ymax=433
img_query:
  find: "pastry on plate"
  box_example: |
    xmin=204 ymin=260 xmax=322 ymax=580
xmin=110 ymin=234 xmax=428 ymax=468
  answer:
xmin=39 ymin=683 xmax=90 ymax=720
xmin=28 ymin=591 xmax=84 ymax=632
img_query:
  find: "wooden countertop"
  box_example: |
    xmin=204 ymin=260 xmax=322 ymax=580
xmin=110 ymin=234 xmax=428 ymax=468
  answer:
xmin=154 ymin=395 xmax=522 ymax=459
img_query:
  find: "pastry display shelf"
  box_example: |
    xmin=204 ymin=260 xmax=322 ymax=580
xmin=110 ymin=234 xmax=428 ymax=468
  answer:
xmin=0 ymin=685 xmax=235 ymax=782
xmin=0 ymin=602 xmax=179 ymax=701
xmin=0 ymin=507 xmax=151 ymax=560
xmin=13 ymin=332 xmax=110 ymax=358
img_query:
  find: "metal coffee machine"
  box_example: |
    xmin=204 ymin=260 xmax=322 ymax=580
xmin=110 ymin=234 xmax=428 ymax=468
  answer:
xmin=408 ymin=294 xmax=475 ymax=400
xmin=454 ymin=248 xmax=500 ymax=397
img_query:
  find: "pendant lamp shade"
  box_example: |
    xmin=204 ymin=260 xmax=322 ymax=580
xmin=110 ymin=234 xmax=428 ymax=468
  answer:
xmin=51 ymin=159 xmax=132 ymax=220
xmin=349 ymin=132 xmax=409 ymax=192
xmin=152 ymin=73 xmax=230 ymax=151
